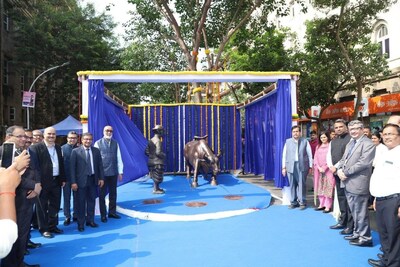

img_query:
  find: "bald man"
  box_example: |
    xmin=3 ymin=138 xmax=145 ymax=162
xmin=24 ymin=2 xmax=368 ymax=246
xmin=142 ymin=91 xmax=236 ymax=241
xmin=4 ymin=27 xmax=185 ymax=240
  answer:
xmin=30 ymin=127 xmax=66 ymax=238
xmin=387 ymin=115 xmax=400 ymax=126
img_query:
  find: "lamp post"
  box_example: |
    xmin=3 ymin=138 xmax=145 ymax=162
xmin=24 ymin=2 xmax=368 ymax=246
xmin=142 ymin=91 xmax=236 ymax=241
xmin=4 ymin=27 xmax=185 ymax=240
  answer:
xmin=26 ymin=61 xmax=70 ymax=129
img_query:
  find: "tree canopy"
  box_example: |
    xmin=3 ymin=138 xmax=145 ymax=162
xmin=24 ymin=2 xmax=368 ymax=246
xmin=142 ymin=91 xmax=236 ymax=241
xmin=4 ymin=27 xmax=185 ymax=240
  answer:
xmin=293 ymin=0 xmax=393 ymax=122
xmin=125 ymin=0 xmax=304 ymax=102
xmin=11 ymin=0 xmax=119 ymax=128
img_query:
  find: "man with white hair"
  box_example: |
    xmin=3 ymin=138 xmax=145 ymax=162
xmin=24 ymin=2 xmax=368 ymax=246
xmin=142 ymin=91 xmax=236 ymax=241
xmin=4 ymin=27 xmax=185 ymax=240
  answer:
xmin=94 ymin=126 xmax=123 ymax=223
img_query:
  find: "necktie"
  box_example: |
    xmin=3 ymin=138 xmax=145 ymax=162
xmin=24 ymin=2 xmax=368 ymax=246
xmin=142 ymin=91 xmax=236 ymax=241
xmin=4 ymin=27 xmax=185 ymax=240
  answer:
xmin=86 ymin=148 xmax=93 ymax=175
xmin=346 ymin=139 xmax=356 ymax=159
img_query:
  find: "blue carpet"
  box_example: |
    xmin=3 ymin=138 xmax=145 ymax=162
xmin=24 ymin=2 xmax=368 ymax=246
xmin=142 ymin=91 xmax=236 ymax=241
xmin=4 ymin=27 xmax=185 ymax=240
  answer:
xmin=24 ymin=174 xmax=380 ymax=267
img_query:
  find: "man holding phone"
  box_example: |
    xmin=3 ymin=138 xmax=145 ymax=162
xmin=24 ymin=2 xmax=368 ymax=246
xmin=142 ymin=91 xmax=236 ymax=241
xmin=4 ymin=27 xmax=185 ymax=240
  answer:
xmin=0 ymin=125 xmax=41 ymax=267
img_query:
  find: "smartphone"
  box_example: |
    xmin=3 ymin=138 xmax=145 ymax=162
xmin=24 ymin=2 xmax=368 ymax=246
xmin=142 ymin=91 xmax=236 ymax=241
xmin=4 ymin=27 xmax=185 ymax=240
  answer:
xmin=1 ymin=143 xmax=15 ymax=168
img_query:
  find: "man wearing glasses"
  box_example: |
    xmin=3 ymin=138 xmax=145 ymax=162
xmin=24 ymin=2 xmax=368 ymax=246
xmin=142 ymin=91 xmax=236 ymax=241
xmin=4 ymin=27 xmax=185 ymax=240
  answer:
xmin=70 ymin=132 xmax=104 ymax=232
xmin=1 ymin=126 xmax=41 ymax=267
xmin=30 ymin=127 xmax=65 ymax=238
xmin=94 ymin=126 xmax=123 ymax=222
xmin=61 ymin=131 xmax=79 ymax=226
xmin=31 ymin=130 xmax=43 ymax=145
xmin=337 ymin=120 xmax=375 ymax=247
xmin=368 ymin=122 xmax=400 ymax=267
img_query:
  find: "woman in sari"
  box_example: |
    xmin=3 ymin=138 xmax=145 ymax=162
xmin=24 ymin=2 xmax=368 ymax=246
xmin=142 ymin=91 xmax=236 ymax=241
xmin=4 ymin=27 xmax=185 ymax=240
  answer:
xmin=313 ymin=132 xmax=335 ymax=213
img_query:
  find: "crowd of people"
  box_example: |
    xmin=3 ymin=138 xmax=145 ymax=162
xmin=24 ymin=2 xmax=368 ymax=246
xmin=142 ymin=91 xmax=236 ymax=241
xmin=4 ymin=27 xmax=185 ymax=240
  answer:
xmin=0 ymin=125 xmax=123 ymax=267
xmin=2 ymin=116 xmax=399 ymax=266
xmin=282 ymin=115 xmax=400 ymax=267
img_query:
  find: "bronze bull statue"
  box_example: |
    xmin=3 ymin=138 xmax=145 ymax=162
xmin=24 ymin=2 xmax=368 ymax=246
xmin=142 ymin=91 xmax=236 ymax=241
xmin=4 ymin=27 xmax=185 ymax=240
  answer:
xmin=184 ymin=135 xmax=220 ymax=188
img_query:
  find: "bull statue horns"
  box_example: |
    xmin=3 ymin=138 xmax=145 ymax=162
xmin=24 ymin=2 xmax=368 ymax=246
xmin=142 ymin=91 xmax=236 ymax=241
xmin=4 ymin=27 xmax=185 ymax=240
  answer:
xmin=193 ymin=135 xmax=208 ymax=141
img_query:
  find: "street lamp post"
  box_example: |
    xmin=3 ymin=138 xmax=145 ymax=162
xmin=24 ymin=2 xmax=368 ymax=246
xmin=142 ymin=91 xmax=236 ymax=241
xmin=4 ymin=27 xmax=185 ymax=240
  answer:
xmin=26 ymin=61 xmax=70 ymax=129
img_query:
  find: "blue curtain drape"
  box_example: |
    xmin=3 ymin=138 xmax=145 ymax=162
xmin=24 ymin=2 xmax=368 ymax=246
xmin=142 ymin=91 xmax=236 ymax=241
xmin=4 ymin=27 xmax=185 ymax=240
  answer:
xmin=244 ymin=79 xmax=292 ymax=188
xmin=273 ymin=79 xmax=292 ymax=188
xmin=88 ymin=80 xmax=148 ymax=184
xmin=130 ymin=105 xmax=242 ymax=173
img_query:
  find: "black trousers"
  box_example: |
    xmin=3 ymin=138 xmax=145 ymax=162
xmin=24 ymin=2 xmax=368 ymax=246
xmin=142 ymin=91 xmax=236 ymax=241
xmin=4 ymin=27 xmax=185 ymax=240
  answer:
xmin=334 ymin=175 xmax=354 ymax=229
xmin=76 ymin=180 xmax=97 ymax=227
xmin=39 ymin=179 xmax=62 ymax=232
xmin=63 ymin=182 xmax=78 ymax=219
xmin=1 ymin=195 xmax=34 ymax=267
xmin=375 ymin=195 xmax=400 ymax=267
xmin=99 ymin=175 xmax=118 ymax=217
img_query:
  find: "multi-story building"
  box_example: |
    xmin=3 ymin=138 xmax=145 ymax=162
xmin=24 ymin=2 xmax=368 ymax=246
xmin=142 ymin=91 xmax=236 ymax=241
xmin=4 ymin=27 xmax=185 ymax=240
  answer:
xmin=1 ymin=0 xmax=34 ymax=137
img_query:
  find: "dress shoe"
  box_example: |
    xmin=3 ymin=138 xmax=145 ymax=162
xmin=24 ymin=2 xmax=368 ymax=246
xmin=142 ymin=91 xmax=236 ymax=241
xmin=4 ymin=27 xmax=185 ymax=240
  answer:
xmin=323 ymin=209 xmax=331 ymax=213
xmin=108 ymin=213 xmax=121 ymax=219
xmin=288 ymin=204 xmax=299 ymax=209
xmin=24 ymin=262 xmax=40 ymax=267
xmin=49 ymin=227 xmax=64 ymax=234
xmin=368 ymin=259 xmax=385 ymax=267
xmin=330 ymin=223 xmax=344 ymax=230
xmin=78 ymin=226 xmax=84 ymax=232
xmin=299 ymin=205 xmax=307 ymax=210
xmin=314 ymin=207 xmax=325 ymax=211
xmin=349 ymin=238 xmax=373 ymax=247
xmin=86 ymin=222 xmax=99 ymax=228
xmin=41 ymin=231 xmax=54 ymax=238
xmin=101 ymin=216 xmax=108 ymax=223
xmin=63 ymin=218 xmax=71 ymax=226
xmin=377 ymin=253 xmax=383 ymax=260
xmin=340 ymin=228 xmax=353 ymax=235
xmin=344 ymin=235 xmax=359 ymax=241
xmin=27 ymin=240 xmax=42 ymax=249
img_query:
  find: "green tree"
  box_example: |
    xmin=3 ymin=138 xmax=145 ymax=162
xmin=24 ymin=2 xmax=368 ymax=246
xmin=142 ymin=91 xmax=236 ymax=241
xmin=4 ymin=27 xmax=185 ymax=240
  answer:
xmin=12 ymin=0 xmax=119 ymax=128
xmin=226 ymin=27 xmax=290 ymax=98
xmin=118 ymin=37 xmax=188 ymax=103
xmin=296 ymin=0 xmax=393 ymax=121
xmin=126 ymin=0 xmax=304 ymax=102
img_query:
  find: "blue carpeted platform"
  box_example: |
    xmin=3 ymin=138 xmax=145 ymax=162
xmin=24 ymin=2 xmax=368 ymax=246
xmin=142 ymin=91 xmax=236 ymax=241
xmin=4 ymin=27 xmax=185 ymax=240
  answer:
xmin=117 ymin=174 xmax=271 ymax=221
xmin=23 ymin=174 xmax=380 ymax=267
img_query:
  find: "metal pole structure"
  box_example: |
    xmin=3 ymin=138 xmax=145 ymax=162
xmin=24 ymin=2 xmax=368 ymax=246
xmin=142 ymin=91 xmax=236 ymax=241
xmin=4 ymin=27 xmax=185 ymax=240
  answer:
xmin=26 ymin=61 xmax=70 ymax=129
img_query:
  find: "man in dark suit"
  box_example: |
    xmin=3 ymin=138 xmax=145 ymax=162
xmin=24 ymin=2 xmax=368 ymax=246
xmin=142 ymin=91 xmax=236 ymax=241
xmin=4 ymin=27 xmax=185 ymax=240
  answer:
xmin=61 ymin=131 xmax=79 ymax=226
xmin=70 ymin=132 xmax=104 ymax=232
xmin=29 ymin=127 xmax=65 ymax=238
xmin=327 ymin=119 xmax=354 ymax=233
xmin=337 ymin=120 xmax=376 ymax=247
xmin=1 ymin=125 xmax=41 ymax=267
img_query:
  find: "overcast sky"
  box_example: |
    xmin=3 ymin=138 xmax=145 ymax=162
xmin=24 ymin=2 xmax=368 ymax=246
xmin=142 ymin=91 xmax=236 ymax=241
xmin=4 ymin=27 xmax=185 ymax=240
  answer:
xmin=79 ymin=0 xmax=133 ymax=46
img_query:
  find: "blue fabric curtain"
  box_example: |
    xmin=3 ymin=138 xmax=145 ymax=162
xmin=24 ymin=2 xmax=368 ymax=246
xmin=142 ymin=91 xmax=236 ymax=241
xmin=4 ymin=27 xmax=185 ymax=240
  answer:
xmin=244 ymin=79 xmax=292 ymax=188
xmin=130 ymin=105 xmax=242 ymax=173
xmin=88 ymin=80 xmax=148 ymax=184
xmin=273 ymin=79 xmax=292 ymax=188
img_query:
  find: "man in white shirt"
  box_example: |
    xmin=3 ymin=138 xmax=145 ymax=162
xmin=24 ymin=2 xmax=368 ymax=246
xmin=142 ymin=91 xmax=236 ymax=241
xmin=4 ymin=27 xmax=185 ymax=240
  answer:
xmin=368 ymin=123 xmax=400 ymax=267
xmin=282 ymin=125 xmax=313 ymax=210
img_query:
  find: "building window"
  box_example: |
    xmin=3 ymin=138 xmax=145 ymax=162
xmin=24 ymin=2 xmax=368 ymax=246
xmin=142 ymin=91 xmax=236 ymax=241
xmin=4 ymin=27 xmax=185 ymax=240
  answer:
xmin=9 ymin=107 xmax=16 ymax=121
xmin=3 ymin=60 xmax=8 ymax=85
xmin=20 ymin=75 xmax=25 ymax=91
xmin=376 ymin=24 xmax=390 ymax=58
xmin=3 ymin=11 xmax=9 ymax=31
